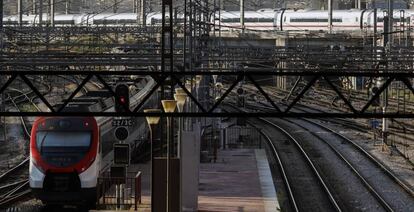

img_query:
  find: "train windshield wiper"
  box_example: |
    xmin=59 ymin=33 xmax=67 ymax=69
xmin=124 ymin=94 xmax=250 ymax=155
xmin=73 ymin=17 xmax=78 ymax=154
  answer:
xmin=39 ymin=131 xmax=49 ymax=154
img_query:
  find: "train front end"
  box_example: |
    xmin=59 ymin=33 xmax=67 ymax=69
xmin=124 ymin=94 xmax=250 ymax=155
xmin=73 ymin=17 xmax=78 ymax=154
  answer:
xmin=29 ymin=117 xmax=100 ymax=206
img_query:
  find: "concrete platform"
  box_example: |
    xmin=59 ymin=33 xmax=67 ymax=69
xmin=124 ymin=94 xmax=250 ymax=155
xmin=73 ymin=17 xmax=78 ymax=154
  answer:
xmin=198 ymin=149 xmax=279 ymax=212
xmin=92 ymin=148 xmax=278 ymax=211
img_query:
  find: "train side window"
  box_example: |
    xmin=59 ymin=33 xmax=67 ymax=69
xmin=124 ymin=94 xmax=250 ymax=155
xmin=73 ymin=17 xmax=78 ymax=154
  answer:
xmin=258 ymin=18 xmax=273 ymax=22
xmin=284 ymin=17 xmax=286 ymax=22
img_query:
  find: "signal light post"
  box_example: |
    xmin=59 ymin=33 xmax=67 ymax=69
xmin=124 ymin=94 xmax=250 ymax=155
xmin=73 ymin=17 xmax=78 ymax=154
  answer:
xmin=113 ymin=84 xmax=131 ymax=209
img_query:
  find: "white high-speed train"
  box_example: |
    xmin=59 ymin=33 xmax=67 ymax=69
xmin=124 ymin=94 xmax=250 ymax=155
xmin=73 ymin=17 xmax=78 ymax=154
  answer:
xmin=3 ymin=9 xmax=413 ymax=32
xmin=217 ymin=9 xmax=414 ymax=31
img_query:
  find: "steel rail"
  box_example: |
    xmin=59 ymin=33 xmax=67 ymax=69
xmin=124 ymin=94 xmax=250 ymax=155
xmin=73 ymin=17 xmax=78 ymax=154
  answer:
xmin=250 ymin=102 xmax=413 ymax=211
xmin=280 ymin=117 xmax=394 ymax=211
xmin=225 ymin=104 xmax=341 ymax=211
xmin=305 ymin=118 xmax=414 ymax=198
xmin=258 ymin=117 xmax=342 ymax=212
xmin=247 ymin=123 xmax=299 ymax=212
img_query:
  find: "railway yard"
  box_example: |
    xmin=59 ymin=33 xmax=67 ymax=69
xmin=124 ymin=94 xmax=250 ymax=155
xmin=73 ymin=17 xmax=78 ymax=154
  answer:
xmin=1 ymin=0 xmax=414 ymax=212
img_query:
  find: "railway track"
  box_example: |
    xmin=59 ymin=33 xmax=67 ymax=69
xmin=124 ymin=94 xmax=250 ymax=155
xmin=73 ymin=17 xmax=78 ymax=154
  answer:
xmin=232 ymin=100 xmax=414 ymax=211
xmin=0 ymin=77 xmax=55 ymax=208
xmin=287 ymin=117 xmax=414 ymax=210
xmin=249 ymin=118 xmax=341 ymax=211
xmin=224 ymin=104 xmax=342 ymax=211
xmin=0 ymin=92 xmax=40 ymax=208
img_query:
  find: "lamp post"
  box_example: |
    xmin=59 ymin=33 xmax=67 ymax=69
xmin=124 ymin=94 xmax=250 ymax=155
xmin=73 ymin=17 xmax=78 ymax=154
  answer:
xmin=184 ymin=81 xmax=193 ymax=131
xmin=174 ymin=90 xmax=187 ymax=158
xmin=161 ymin=100 xmax=177 ymax=212
xmin=144 ymin=109 xmax=161 ymax=212
xmin=194 ymin=76 xmax=202 ymax=125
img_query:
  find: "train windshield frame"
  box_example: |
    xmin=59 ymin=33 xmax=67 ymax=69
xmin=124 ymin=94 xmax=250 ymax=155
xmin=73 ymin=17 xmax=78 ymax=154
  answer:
xmin=36 ymin=131 xmax=92 ymax=153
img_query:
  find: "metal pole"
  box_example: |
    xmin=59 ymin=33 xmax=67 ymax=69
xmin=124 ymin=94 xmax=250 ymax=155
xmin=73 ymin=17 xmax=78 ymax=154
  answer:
xmin=382 ymin=0 xmax=393 ymax=149
xmin=219 ymin=0 xmax=222 ymax=39
xmin=166 ymin=117 xmax=170 ymax=212
xmin=150 ymin=124 xmax=155 ymax=212
xmin=161 ymin=0 xmax=174 ymax=210
xmin=0 ymin=0 xmax=2 ymax=50
xmin=0 ymin=0 xmax=3 ymax=28
xmin=65 ymin=0 xmax=70 ymax=14
xmin=140 ymin=0 xmax=146 ymax=26
xmin=184 ymin=0 xmax=187 ymax=72
xmin=18 ymin=0 xmax=23 ymax=26
xmin=328 ymin=0 xmax=333 ymax=33
xmin=33 ymin=0 xmax=36 ymax=14
xmin=114 ymin=0 xmax=118 ymax=13
xmin=39 ymin=0 xmax=43 ymax=26
xmin=374 ymin=8 xmax=377 ymax=44
xmin=356 ymin=0 xmax=361 ymax=9
xmin=0 ymin=0 xmax=3 ymax=144
xmin=384 ymin=14 xmax=389 ymax=46
xmin=373 ymin=8 xmax=377 ymax=66
xmin=134 ymin=0 xmax=137 ymax=13
xmin=240 ymin=0 xmax=244 ymax=33
xmin=388 ymin=0 xmax=393 ymax=47
xmin=50 ymin=0 xmax=54 ymax=26
xmin=116 ymin=184 xmax=120 ymax=209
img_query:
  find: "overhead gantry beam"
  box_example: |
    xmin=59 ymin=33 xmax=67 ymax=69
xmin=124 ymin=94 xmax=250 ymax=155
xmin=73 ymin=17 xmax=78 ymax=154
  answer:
xmin=0 ymin=71 xmax=414 ymax=118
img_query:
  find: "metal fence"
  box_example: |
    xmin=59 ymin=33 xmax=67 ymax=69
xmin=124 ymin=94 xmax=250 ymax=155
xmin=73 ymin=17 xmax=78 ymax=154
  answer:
xmin=96 ymin=171 xmax=141 ymax=210
xmin=226 ymin=126 xmax=263 ymax=149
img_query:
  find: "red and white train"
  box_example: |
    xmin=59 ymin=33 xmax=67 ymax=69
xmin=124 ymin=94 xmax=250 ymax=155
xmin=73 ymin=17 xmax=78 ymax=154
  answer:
xmin=29 ymin=116 xmax=101 ymax=206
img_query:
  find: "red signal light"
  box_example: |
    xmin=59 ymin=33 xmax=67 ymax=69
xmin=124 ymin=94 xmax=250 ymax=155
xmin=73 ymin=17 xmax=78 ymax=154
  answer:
xmin=115 ymin=84 xmax=129 ymax=113
xmin=120 ymin=96 xmax=126 ymax=104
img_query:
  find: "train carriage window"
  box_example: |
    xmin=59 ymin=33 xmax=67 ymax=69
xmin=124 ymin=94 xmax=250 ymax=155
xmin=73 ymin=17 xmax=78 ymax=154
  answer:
xmin=175 ymin=18 xmax=185 ymax=23
xmin=118 ymin=19 xmax=137 ymax=24
xmin=245 ymin=18 xmax=258 ymax=22
xmin=151 ymin=19 xmax=164 ymax=25
xmin=4 ymin=21 xmax=18 ymax=25
xmin=258 ymin=18 xmax=273 ymax=22
xmin=377 ymin=17 xmax=402 ymax=22
xmin=94 ymin=19 xmax=130 ymax=25
xmin=55 ymin=20 xmax=75 ymax=25
xmin=93 ymin=19 xmax=105 ymax=25
xmin=290 ymin=18 xmax=342 ymax=22
xmin=221 ymin=18 xmax=240 ymax=23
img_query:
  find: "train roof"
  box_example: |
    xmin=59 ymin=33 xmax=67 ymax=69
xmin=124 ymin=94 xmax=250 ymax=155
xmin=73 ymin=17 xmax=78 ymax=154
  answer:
xmin=91 ymin=13 xmax=138 ymax=20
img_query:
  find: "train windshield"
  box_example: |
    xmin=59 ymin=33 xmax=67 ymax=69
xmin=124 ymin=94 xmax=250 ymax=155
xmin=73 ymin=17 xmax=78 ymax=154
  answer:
xmin=36 ymin=131 xmax=91 ymax=151
xmin=36 ymin=131 xmax=92 ymax=167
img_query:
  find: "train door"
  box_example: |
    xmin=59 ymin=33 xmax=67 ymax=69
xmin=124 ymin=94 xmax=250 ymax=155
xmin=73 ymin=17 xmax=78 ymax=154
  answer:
xmin=274 ymin=9 xmax=286 ymax=31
